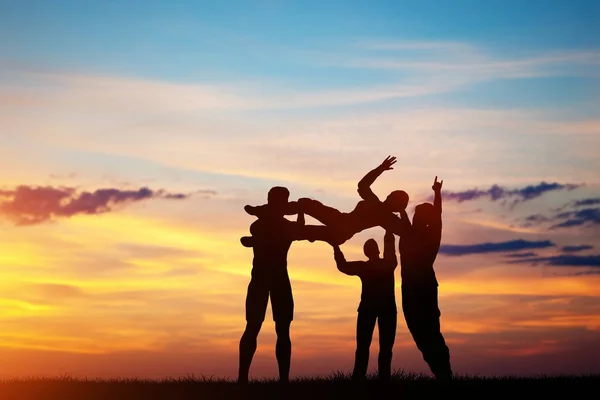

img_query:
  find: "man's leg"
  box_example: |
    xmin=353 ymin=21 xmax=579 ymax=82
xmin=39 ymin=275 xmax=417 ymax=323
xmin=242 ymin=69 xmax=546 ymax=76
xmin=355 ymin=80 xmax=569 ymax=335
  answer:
xmin=353 ymin=312 xmax=377 ymax=381
xmin=271 ymin=275 xmax=294 ymax=384
xmin=297 ymin=198 xmax=345 ymax=227
xmin=377 ymin=312 xmax=397 ymax=382
xmin=421 ymin=288 xmax=452 ymax=381
xmin=239 ymin=321 xmax=263 ymax=384
xmin=275 ymin=320 xmax=292 ymax=384
xmin=239 ymin=277 xmax=269 ymax=384
xmin=402 ymin=287 xmax=452 ymax=381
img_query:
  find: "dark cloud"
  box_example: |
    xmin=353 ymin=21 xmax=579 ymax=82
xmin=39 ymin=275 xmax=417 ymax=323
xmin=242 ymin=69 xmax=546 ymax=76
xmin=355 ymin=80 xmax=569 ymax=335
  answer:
xmin=520 ymin=191 xmax=600 ymax=230
xmin=439 ymin=239 xmax=555 ymax=256
xmin=561 ymin=245 xmax=594 ymax=253
xmin=0 ymin=185 xmax=196 ymax=225
xmin=549 ymin=208 xmax=600 ymax=229
xmin=504 ymin=252 xmax=538 ymax=258
xmin=440 ymin=182 xmax=581 ymax=205
xmin=571 ymin=197 xmax=600 ymax=207
xmin=508 ymin=254 xmax=600 ymax=271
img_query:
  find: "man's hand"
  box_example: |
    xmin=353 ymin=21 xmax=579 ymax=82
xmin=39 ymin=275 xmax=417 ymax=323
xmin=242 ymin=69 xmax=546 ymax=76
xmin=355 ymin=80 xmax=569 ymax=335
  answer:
xmin=244 ymin=205 xmax=258 ymax=216
xmin=432 ymin=176 xmax=443 ymax=192
xmin=240 ymin=236 xmax=254 ymax=247
xmin=379 ymin=155 xmax=397 ymax=171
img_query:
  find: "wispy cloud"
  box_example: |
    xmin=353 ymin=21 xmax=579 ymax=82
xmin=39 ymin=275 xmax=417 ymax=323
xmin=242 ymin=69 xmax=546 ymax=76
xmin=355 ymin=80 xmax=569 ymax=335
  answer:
xmin=439 ymin=239 xmax=555 ymax=256
xmin=439 ymin=182 xmax=581 ymax=205
xmin=0 ymin=185 xmax=195 ymax=225
xmin=505 ymin=252 xmax=538 ymax=258
xmin=521 ymin=198 xmax=600 ymax=230
xmin=572 ymin=198 xmax=600 ymax=207
xmin=508 ymin=254 xmax=600 ymax=271
xmin=561 ymin=245 xmax=594 ymax=253
xmin=550 ymin=208 xmax=600 ymax=229
xmin=352 ymin=40 xmax=600 ymax=80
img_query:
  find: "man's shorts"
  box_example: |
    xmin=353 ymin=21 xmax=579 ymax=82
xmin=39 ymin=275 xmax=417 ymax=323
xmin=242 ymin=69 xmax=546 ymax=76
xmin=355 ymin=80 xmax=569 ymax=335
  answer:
xmin=245 ymin=273 xmax=294 ymax=323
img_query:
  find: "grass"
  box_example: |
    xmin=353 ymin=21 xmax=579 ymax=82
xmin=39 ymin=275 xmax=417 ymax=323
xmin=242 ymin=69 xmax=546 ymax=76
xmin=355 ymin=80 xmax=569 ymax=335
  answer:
xmin=1 ymin=371 xmax=598 ymax=399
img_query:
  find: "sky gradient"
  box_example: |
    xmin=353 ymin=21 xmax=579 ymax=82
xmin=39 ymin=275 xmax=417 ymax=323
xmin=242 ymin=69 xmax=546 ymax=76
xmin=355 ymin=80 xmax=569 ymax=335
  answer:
xmin=0 ymin=0 xmax=599 ymax=379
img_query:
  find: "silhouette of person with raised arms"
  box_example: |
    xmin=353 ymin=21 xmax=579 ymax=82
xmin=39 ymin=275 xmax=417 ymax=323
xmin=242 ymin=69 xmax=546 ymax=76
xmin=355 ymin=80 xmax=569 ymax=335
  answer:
xmin=238 ymin=186 xmax=315 ymax=385
xmin=332 ymin=229 xmax=398 ymax=382
xmin=400 ymin=176 xmax=453 ymax=381
xmin=241 ymin=156 xmax=411 ymax=246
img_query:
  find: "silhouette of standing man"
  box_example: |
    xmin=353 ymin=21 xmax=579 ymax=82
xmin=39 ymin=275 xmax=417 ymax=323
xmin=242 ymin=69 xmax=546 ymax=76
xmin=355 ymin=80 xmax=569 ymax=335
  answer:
xmin=400 ymin=177 xmax=453 ymax=381
xmin=332 ymin=229 xmax=398 ymax=382
xmin=238 ymin=186 xmax=313 ymax=385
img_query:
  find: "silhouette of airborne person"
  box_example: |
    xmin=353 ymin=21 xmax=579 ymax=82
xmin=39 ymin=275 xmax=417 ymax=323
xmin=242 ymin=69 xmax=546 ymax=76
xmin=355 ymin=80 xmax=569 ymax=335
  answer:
xmin=238 ymin=186 xmax=314 ymax=385
xmin=242 ymin=156 xmax=410 ymax=246
xmin=400 ymin=177 xmax=453 ymax=381
xmin=332 ymin=229 xmax=398 ymax=382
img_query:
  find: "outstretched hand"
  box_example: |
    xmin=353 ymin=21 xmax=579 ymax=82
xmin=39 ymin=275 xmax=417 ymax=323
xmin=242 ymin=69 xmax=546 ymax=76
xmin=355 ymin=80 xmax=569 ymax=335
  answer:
xmin=379 ymin=155 xmax=397 ymax=171
xmin=432 ymin=176 xmax=443 ymax=192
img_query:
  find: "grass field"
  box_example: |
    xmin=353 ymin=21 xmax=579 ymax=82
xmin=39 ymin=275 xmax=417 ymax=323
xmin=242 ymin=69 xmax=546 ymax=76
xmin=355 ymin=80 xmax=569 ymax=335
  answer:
xmin=1 ymin=371 xmax=598 ymax=400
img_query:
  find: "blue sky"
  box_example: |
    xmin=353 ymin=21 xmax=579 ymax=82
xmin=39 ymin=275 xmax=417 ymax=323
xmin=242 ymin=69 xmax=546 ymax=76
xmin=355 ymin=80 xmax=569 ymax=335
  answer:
xmin=2 ymin=0 xmax=599 ymax=120
xmin=2 ymin=1 xmax=599 ymax=75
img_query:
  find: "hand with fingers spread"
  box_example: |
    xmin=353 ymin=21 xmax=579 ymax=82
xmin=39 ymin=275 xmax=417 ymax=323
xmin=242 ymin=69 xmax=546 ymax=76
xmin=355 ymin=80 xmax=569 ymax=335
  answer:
xmin=432 ymin=176 xmax=443 ymax=192
xmin=379 ymin=155 xmax=397 ymax=171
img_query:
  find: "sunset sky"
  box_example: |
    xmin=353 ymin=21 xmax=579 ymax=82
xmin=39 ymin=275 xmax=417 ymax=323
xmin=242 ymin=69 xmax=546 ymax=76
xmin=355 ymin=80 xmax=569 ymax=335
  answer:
xmin=1 ymin=0 xmax=599 ymax=379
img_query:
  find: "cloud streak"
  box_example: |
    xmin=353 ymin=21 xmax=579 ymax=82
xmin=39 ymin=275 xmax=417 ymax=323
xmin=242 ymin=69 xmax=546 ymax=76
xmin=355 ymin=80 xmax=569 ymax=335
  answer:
xmin=0 ymin=185 xmax=194 ymax=225
xmin=439 ymin=239 xmax=555 ymax=257
xmin=561 ymin=245 xmax=594 ymax=253
xmin=523 ymin=207 xmax=600 ymax=230
xmin=440 ymin=182 xmax=581 ymax=205
xmin=550 ymin=208 xmax=600 ymax=229
xmin=508 ymin=254 xmax=600 ymax=271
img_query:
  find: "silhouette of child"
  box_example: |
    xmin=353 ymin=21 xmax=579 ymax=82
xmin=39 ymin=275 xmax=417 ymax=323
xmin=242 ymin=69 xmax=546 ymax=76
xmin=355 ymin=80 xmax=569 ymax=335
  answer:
xmin=332 ymin=230 xmax=398 ymax=382
xmin=399 ymin=177 xmax=453 ymax=381
xmin=242 ymin=156 xmax=411 ymax=246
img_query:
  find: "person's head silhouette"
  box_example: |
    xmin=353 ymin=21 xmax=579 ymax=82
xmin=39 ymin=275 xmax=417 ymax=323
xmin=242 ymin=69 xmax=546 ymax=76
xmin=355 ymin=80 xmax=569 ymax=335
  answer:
xmin=413 ymin=202 xmax=436 ymax=230
xmin=267 ymin=186 xmax=290 ymax=217
xmin=383 ymin=190 xmax=409 ymax=212
xmin=363 ymin=238 xmax=380 ymax=261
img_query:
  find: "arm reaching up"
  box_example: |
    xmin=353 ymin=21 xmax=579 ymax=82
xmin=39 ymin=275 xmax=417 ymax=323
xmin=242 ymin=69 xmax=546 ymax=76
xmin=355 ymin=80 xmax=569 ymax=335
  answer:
xmin=357 ymin=156 xmax=396 ymax=202
xmin=333 ymin=245 xmax=364 ymax=276
xmin=424 ymin=176 xmax=443 ymax=263
xmin=432 ymin=176 xmax=443 ymax=214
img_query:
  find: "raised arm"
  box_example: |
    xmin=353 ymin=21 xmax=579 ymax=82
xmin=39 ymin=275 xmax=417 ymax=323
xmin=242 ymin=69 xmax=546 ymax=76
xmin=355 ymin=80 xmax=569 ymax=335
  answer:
xmin=333 ymin=245 xmax=364 ymax=276
xmin=424 ymin=176 xmax=443 ymax=260
xmin=357 ymin=156 xmax=396 ymax=202
xmin=432 ymin=176 xmax=443 ymax=214
xmin=382 ymin=230 xmax=398 ymax=268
